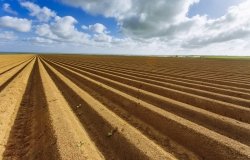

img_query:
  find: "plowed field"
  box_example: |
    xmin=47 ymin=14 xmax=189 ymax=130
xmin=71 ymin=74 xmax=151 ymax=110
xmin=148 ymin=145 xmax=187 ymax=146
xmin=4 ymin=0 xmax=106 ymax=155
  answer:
xmin=0 ymin=54 xmax=250 ymax=160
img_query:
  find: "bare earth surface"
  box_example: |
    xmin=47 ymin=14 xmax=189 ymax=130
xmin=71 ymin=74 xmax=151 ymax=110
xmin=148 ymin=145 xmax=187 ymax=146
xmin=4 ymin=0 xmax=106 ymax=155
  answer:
xmin=0 ymin=54 xmax=250 ymax=160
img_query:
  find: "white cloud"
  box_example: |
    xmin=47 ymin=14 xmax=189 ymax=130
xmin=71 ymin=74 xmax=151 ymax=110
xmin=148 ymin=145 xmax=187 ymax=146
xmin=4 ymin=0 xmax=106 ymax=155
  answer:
xmin=52 ymin=16 xmax=80 ymax=39
xmin=36 ymin=24 xmax=57 ymax=39
xmin=89 ymin=23 xmax=107 ymax=34
xmin=93 ymin=33 xmax=112 ymax=42
xmin=81 ymin=23 xmax=113 ymax=42
xmin=120 ymin=0 xmax=199 ymax=38
xmin=0 ymin=31 xmax=17 ymax=41
xmin=59 ymin=0 xmax=199 ymax=38
xmin=2 ymin=3 xmax=18 ymax=15
xmin=35 ymin=15 xmax=113 ymax=44
xmin=182 ymin=0 xmax=250 ymax=48
xmin=59 ymin=0 xmax=250 ymax=53
xmin=81 ymin=23 xmax=108 ymax=34
xmin=81 ymin=23 xmax=112 ymax=42
xmin=0 ymin=16 xmax=32 ymax=32
xmin=20 ymin=1 xmax=56 ymax=22
xmin=60 ymin=0 xmax=132 ymax=18
xmin=30 ymin=37 xmax=55 ymax=44
xmin=36 ymin=16 xmax=90 ymax=44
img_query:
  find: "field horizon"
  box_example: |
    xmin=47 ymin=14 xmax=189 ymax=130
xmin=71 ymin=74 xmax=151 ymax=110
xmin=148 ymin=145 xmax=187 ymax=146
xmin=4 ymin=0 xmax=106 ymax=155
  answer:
xmin=1 ymin=52 xmax=250 ymax=59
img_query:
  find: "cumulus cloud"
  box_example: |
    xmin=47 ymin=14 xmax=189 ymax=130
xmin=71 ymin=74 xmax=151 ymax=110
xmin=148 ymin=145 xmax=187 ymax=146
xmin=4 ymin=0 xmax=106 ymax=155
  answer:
xmin=20 ymin=1 xmax=56 ymax=22
xmin=183 ymin=0 xmax=250 ymax=48
xmin=36 ymin=16 xmax=90 ymax=44
xmin=120 ymin=0 xmax=200 ymax=38
xmin=36 ymin=24 xmax=57 ymax=39
xmin=0 ymin=31 xmax=17 ymax=41
xmin=93 ymin=33 xmax=112 ymax=42
xmin=60 ymin=0 xmax=132 ymax=18
xmin=183 ymin=27 xmax=250 ymax=48
xmin=81 ymin=23 xmax=108 ymax=33
xmin=58 ymin=0 xmax=203 ymax=44
xmin=59 ymin=0 xmax=199 ymax=37
xmin=28 ymin=37 xmax=55 ymax=44
xmin=2 ymin=3 xmax=18 ymax=15
xmin=16 ymin=1 xmax=114 ymax=45
xmin=89 ymin=23 xmax=108 ymax=34
xmin=59 ymin=0 xmax=250 ymax=50
xmin=0 ymin=16 xmax=32 ymax=32
xmin=81 ymin=23 xmax=112 ymax=42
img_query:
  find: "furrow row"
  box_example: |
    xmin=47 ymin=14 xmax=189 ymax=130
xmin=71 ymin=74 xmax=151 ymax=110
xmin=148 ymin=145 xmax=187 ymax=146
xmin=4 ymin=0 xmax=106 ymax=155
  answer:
xmin=44 ymin=58 xmax=250 ymax=124
xmin=41 ymin=57 xmax=177 ymax=160
xmin=44 ymin=57 xmax=250 ymax=95
xmin=3 ymin=58 xmax=60 ymax=159
xmin=0 ymin=58 xmax=34 ymax=92
xmin=0 ymin=57 xmax=34 ymax=75
xmin=47 ymin=58 xmax=250 ymax=107
xmin=41 ymin=57 xmax=250 ymax=160
xmin=0 ymin=58 xmax=36 ymax=159
xmin=49 ymin=56 xmax=250 ymax=87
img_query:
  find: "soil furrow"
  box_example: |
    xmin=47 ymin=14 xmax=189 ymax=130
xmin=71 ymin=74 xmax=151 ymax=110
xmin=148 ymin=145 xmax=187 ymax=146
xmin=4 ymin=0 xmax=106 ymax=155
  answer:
xmin=44 ymin=59 xmax=250 ymax=146
xmin=3 ymin=58 xmax=60 ymax=159
xmin=41 ymin=57 xmax=250 ymax=160
xmin=45 ymin=57 xmax=250 ymax=95
xmin=41 ymin=58 xmax=176 ymax=160
xmin=38 ymin=58 xmax=105 ymax=160
xmin=39 ymin=59 xmax=199 ymax=160
xmin=49 ymin=56 xmax=250 ymax=89
xmin=45 ymin=59 xmax=250 ymax=124
xmin=0 ymin=58 xmax=35 ymax=158
xmin=0 ymin=58 xmax=34 ymax=92
xmin=0 ymin=57 xmax=34 ymax=76
xmin=47 ymin=58 xmax=250 ymax=108
xmin=2 ymin=54 xmax=250 ymax=160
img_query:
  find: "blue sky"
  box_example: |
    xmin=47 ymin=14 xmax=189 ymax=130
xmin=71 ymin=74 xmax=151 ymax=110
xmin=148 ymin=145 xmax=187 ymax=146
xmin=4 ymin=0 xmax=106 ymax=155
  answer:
xmin=188 ymin=0 xmax=244 ymax=18
xmin=0 ymin=0 xmax=250 ymax=55
xmin=0 ymin=0 xmax=121 ymax=41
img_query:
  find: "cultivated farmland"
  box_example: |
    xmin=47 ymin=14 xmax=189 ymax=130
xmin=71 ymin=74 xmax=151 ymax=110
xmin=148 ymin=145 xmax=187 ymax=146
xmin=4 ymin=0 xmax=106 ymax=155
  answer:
xmin=0 ymin=54 xmax=250 ymax=160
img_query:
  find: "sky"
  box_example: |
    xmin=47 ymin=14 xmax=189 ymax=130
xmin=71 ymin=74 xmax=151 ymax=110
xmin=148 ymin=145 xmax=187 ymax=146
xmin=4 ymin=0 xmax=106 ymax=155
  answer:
xmin=0 ymin=0 xmax=250 ymax=56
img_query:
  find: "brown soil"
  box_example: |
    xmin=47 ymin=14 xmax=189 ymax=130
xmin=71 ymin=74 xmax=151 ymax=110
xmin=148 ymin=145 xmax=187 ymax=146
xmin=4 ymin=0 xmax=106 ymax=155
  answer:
xmin=0 ymin=54 xmax=249 ymax=160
